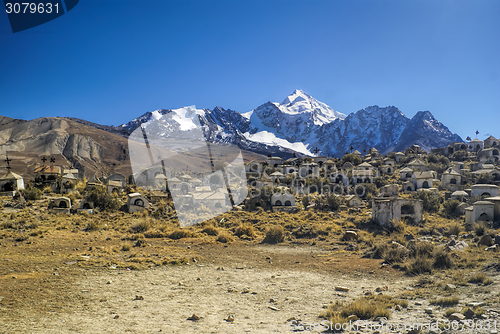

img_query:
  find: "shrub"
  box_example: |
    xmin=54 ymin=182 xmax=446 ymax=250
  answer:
xmin=341 ymin=153 xmax=362 ymax=166
xmin=406 ymin=256 xmax=433 ymax=275
xmin=84 ymin=187 xmax=120 ymax=211
xmin=84 ymin=220 xmax=101 ymax=232
xmin=321 ymin=295 xmax=393 ymax=323
xmin=263 ymin=225 xmax=285 ymax=244
xmin=442 ymin=200 xmax=462 ymax=218
xmin=22 ymin=187 xmax=42 ymax=201
xmin=391 ymin=219 xmax=406 ymax=232
xmin=130 ymin=220 xmax=150 ymax=233
xmin=302 ymin=195 xmax=310 ymax=208
xmin=234 ymin=223 xmax=255 ymax=238
xmin=201 ymin=225 xmax=219 ymax=236
xmin=216 ymin=231 xmax=234 ymax=243
xmin=384 ymin=247 xmax=409 ymax=264
xmin=373 ymin=177 xmax=388 ymax=188
xmin=326 ymin=194 xmax=342 ymax=211
xmin=121 ymin=243 xmax=132 ymax=251
xmin=448 ymin=223 xmax=461 ymax=236
xmin=468 ymin=273 xmax=493 ymax=285
xmin=412 ymin=191 xmax=441 ymax=213
xmin=474 ymin=221 xmax=487 ymax=236
xmin=168 ymin=229 xmax=193 ymax=240
xmin=433 ymin=248 xmax=453 ymax=269
xmin=430 ymin=296 xmax=459 ymax=306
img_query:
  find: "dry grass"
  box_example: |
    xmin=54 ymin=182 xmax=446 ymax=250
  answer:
xmin=234 ymin=223 xmax=255 ymax=238
xmin=321 ymin=295 xmax=400 ymax=323
xmin=430 ymin=296 xmax=459 ymax=306
xmin=263 ymin=225 xmax=285 ymax=244
xmin=168 ymin=229 xmax=194 ymax=240
xmin=468 ymin=272 xmax=493 ymax=285
xmin=216 ymin=231 xmax=234 ymax=243
xmin=130 ymin=219 xmax=150 ymax=233
xmin=201 ymin=225 xmax=219 ymax=236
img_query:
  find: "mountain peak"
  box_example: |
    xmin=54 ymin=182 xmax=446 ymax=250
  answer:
xmin=281 ymin=89 xmax=311 ymax=106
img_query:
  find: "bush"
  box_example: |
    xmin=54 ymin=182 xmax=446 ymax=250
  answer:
xmin=442 ymin=200 xmax=462 ymax=218
xmin=468 ymin=272 xmax=493 ymax=285
xmin=373 ymin=177 xmax=389 ymax=188
xmin=263 ymin=225 xmax=285 ymax=243
xmin=451 ymin=150 xmax=468 ymax=162
xmin=412 ymin=191 xmax=441 ymax=213
xmin=430 ymin=297 xmax=459 ymax=306
xmin=22 ymin=187 xmax=42 ymax=201
xmin=234 ymin=223 xmax=255 ymax=238
xmin=406 ymin=256 xmax=433 ymax=275
xmin=448 ymin=223 xmax=462 ymax=236
xmin=216 ymin=231 xmax=234 ymax=243
xmin=341 ymin=153 xmax=362 ymax=166
xmin=201 ymin=225 xmax=219 ymax=236
xmin=84 ymin=187 xmax=120 ymax=211
xmin=433 ymin=248 xmax=453 ymax=269
xmin=84 ymin=220 xmax=101 ymax=232
xmin=384 ymin=247 xmax=409 ymax=264
xmin=326 ymin=194 xmax=342 ymax=211
xmin=130 ymin=220 xmax=150 ymax=233
xmin=302 ymin=195 xmax=310 ymax=208
xmin=474 ymin=221 xmax=487 ymax=236
xmin=168 ymin=229 xmax=193 ymax=240
xmin=477 ymin=173 xmax=495 ymax=185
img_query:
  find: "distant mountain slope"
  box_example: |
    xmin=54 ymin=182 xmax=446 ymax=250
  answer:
xmin=0 ymin=117 xmax=132 ymax=177
xmin=66 ymin=90 xmax=463 ymax=159
xmin=393 ymin=111 xmax=463 ymax=153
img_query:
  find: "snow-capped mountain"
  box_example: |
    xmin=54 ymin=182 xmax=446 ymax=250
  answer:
xmin=243 ymin=89 xmax=346 ymax=143
xmin=74 ymin=90 xmax=462 ymax=158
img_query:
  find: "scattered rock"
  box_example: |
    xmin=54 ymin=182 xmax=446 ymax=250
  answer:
xmin=391 ymin=241 xmax=404 ymax=249
xmin=335 ymin=286 xmax=350 ymax=292
xmin=479 ymin=235 xmax=494 ymax=246
xmin=134 ymin=295 xmax=144 ymax=301
xmin=227 ymin=288 xmax=238 ymax=293
xmin=187 ymin=314 xmax=201 ymax=321
xmin=494 ymin=235 xmax=500 ymax=245
xmin=486 ymin=245 xmax=498 ymax=251
xmin=113 ymin=315 xmax=119 ymax=319
xmin=404 ymin=234 xmax=415 ymax=241
xmin=225 ymin=314 xmax=234 ymax=322
xmin=347 ymin=314 xmax=358 ymax=321
xmin=445 ymin=284 xmax=456 ymax=291
xmin=424 ymin=308 xmax=433 ymax=314
xmin=345 ymin=244 xmax=357 ymax=251
xmin=449 ymin=313 xmax=465 ymax=321
xmin=464 ymin=308 xmax=475 ymax=319
xmin=447 ymin=240 xmax=468 ymax=251
xmin=106 ymin=281 xmax=112 ymax=284
xmin=395 ymin=305 xmax=402 ymax=311
xmin=268 ymin=306 xmax=280 ymax=311
xmin=342 ymin=231 xmax=358 ymax=241
xmin=375 ymin=286 xmax=388 ymax=292
xmin=468 ymin=302 xmax=485 ymax=307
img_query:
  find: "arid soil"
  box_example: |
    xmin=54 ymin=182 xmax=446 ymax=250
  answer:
xmin=1 ymin=224 xmax=500 ymax=333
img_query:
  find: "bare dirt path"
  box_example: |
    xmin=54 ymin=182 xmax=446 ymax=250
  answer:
xmin=1 ymin=243 xmax=413 ymax=334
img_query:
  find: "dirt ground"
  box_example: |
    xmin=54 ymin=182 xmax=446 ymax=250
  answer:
xmin=2 ymin=229 xmax=500 ymax=333
xmin=0 ymin=234 xmax=413 ymax=333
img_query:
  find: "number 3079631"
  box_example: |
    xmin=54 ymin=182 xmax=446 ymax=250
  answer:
xmin=5 ymin=2 xmax=59 ymax=14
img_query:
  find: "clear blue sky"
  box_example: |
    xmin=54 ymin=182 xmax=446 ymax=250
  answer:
xmin=1 ymin=0 xmax=499 ymax=140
